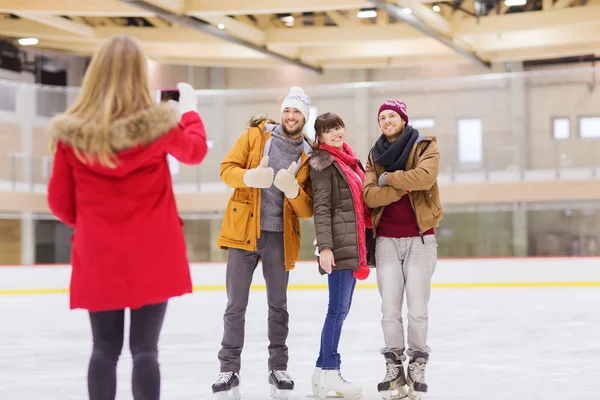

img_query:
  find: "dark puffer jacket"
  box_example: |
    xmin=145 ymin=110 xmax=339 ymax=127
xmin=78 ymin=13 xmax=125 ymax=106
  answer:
xmin=309 ymin=148 xmax=363 ymax=275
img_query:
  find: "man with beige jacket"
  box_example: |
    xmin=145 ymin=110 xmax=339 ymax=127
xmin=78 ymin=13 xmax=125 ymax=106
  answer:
xmin=363 ymin=99 xmax=442 ymax=400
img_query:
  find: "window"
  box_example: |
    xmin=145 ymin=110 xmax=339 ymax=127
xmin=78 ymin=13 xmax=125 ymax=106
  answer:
xmin=552 ymin=118 xmax=570 ymax=140
xmin=458 ymin=119 xmax=482 ymax=164
xmin=305 ymin=106 xmax=318 ymax=141
xmin=411 ymin=118 xmax=435 ymax=129
xmin=579 ymin=117 xmax=600 ymax=139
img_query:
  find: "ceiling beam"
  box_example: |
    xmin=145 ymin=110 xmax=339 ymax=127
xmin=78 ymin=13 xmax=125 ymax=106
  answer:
xmin=454 ymin=5 xmax=600 ymax=36
xmin=552 ymin=0 xmax=576 ymax=8
xmin=0 ymin=19 xmax=89 ymax=42
xmin=119 ymin=0 xmax=322 ymax=74
xmin=473 ymin=25 xmax=600 ymax=52
xmin=324 ymin=10 xmax=358 ymax=27
xmin=143 ymin=0 xmax=186 ymax=13
xmin=0 ymin=0 xmax=371 ymax=16
xmin=184 ymin=0 xmax=371 ymax=15
xmin=192 ymin=14 xmax=266 ymax=45
xmin=481 ymin=43 xmax=600 ymax=62
xmin=13 ymin=13 xmax=95 ymax=37
xmin=265 ymin=24 xmax=423 ymax=46
xmin=299 ymin=40 xmax=451 ymax=59
xmin=0 ymin=0 xmax=152 ymax=16
xmin=368 ymin=0 xmax=491 ymax=68
xmin=397 ymin=0 xmax=451 ymax=34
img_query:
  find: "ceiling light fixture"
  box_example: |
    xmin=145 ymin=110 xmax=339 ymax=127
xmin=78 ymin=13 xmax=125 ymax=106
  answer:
xmin=504 ymin=0 xmax=527 ymax=6
xmin=357 ymin=10 xmax=378 ymax=18
xmin=18 ymin=37 xmax=38 ymax=46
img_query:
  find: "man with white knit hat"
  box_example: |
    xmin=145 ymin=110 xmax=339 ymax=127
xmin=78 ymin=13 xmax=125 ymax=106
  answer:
xmin=212 ymin=86 xmax=314 ymax=400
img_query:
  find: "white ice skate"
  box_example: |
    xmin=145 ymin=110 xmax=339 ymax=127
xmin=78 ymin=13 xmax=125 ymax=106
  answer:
xmin=318 ymin=369 xmax=362 ymax=399
xmin=312 ymin=367 xmax=322 ymax=396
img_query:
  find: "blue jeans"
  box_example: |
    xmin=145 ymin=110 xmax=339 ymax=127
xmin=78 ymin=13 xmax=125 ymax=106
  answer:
xmin=316 ymin=269 xmax=357 ymax=370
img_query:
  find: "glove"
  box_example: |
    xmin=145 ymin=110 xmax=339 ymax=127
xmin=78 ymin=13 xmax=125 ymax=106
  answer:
xmin=177 ymin=82 xmax=198 ymax=115
xmin=378 ymin=172 xmax=388 ymax=187
xmin=273 ymin=162 xmax=300 ymax=199
xmin=243 ymin=156 xmax=274 ymax=188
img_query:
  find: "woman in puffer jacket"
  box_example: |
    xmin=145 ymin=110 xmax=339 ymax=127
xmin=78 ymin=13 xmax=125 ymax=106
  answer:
xmin=308 ymin=112 xmax=371 ymax=399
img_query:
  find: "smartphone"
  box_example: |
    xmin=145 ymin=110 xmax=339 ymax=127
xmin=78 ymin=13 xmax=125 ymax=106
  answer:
xmin=159 ymin=88 xmax=180 ymax=102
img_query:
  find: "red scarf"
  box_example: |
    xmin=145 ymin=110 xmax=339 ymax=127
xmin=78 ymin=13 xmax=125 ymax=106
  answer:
xmin=319 ymin=143 xmax=370 ymax=280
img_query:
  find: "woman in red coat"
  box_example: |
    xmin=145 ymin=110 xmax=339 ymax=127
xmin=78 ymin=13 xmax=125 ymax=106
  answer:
xmin=47 ymin=35 xmax=208 ymax=400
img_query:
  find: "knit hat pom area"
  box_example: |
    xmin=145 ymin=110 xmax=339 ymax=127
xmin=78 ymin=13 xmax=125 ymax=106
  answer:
xmin=353 ymin=264 xmax=370 ymax=280
xmin=281 ymin=86 xmax=311 ymax=122
xmin=378 ymin=99 xmax=409 ymax=125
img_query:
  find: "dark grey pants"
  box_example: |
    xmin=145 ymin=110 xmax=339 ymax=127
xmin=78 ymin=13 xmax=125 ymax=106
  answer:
xmin=218 ymin=231 xmax=290 ymax=373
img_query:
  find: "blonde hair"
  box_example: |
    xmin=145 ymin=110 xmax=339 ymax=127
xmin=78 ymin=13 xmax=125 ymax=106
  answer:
xmin=51 ymin=35 xmax=153 ymax=168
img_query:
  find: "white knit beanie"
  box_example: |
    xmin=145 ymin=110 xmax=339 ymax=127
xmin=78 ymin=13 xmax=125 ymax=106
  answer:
xmin=281 ymin=86 xmax=310 ymax=122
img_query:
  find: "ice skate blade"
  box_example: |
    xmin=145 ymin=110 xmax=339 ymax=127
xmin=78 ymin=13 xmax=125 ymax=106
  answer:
xmin=312 ymin=385 xmax=319 ymax=396
xmin=318 ymin=389 xmax=362 ymax=399
xmin=380 ymin=388 xmax=409 ymax=399
xmin=215 ymin=386 xmax=241 ymax=400
xmin=270 ymin=385 xmax=291 ymax=399
xmin=407 ymin=387 xmax=424 ymax=400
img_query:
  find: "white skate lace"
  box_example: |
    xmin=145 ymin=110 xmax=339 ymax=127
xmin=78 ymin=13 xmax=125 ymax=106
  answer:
xmin=273 ymin=370 xmax=292 ymax=382
xmin=409 ymin=363 xmax=426 ymax=383
xmin=385 ymin=363 xmax=400 ymax=381
xmin=216 ymin=372 xmax=233 ymax=384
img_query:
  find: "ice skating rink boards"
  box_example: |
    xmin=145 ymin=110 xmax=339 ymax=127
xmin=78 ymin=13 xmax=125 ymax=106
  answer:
xmin=0 ymin=258 xmax=599 ymax=399
xmin=2 ymin=257 xmax=600 ymax=295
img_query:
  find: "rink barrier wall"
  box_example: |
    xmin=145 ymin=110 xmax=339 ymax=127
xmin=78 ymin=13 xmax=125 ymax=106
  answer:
xmin=1 ymin=258 xmax=600 ymax=296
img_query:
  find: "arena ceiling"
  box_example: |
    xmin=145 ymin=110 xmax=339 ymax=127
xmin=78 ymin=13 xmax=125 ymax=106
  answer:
xmin=0 ymin=0 xmax=599 ymax=73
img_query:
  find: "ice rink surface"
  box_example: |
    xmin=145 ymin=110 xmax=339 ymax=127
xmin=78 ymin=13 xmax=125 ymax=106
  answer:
xmin=1 ymin=285 xmax=599 ymax=399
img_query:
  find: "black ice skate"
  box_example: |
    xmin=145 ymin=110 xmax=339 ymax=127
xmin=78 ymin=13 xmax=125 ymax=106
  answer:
xmin=212 ymin=372 xmax=241 ymax=400
xmin=268 ymin=370 xmax=294 ymax=399
xmin=407 ymin=355 xmax=428 ymax=400
xmin=378 ymin=349 xmax=409 ymax=399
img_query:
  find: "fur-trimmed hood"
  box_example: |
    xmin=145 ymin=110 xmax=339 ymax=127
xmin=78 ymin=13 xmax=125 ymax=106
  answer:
xmin=309 ymin=148 xmax=335 ymax=172
xmin=49 ymin=103 xmax=179 ymax=152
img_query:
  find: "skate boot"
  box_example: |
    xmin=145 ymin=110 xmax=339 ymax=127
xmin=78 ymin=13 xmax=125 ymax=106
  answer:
xmin=269 ymin=370 xmax=294 ymax=399
xmin=377 ymin=349 xmax=408 ymax=399
xmin=311 ymin=367 xmax=322 ymax=396
xmin=211 ymin=372 xmax=241 ymax=400
xmin=406 ymin=354 xmax=428 ymax=400
xmin=318 ymin=369 xmax=362 ymax=399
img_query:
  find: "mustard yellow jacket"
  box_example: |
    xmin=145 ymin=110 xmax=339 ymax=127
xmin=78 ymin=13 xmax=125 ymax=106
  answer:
xmin=216 ymin=119 xmax=313 ymax=270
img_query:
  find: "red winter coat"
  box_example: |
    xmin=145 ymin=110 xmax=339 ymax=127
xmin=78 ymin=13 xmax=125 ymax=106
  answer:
xmin=47 ymin=103 xmax=208 ymax=312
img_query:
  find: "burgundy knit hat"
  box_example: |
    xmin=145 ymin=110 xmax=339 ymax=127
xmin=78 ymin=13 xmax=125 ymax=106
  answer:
xmin=378 ymin=99 xmax=409 ymax=125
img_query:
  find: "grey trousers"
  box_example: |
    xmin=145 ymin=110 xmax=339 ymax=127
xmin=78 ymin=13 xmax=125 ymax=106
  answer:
xmin=218 ymin=231 xmax=290 ymax=373
xmin=375 ymin=235 xmax=437 ymax=360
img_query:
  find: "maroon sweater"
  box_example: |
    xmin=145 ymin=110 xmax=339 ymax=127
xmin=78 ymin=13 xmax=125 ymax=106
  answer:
xmin=377 ymin=194 xmax=435 ymax=238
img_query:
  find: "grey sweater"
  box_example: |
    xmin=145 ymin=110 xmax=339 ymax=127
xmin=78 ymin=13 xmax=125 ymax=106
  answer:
xmin=260 ymin=126 xmax=305 ymax=232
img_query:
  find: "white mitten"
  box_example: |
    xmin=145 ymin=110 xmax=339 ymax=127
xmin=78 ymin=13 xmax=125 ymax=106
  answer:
xmin=273 ymin=162 xmax=300 ymax=199
xmin=177 ymin=82 xmax=198 ymax=114
xmin=313 ymin=238 xmax=319 ymax=257
xmin=243 ymin=156 xmax=274 ymax=188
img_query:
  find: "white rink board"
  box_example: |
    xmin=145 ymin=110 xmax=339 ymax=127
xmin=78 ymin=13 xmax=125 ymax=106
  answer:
xmin=1 ymin=257 xmax=600 ymax=292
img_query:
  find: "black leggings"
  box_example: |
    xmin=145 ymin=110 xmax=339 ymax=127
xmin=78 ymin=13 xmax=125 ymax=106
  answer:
xmin=87 ymin=302 xmax=168 ymax=400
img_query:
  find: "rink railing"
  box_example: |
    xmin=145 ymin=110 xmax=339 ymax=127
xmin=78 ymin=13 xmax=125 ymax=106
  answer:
xmin=1 ymin=258 xmax=600 ymax=296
